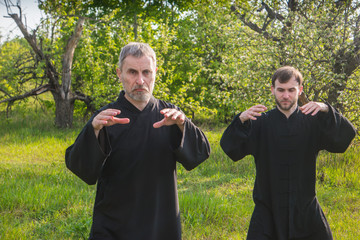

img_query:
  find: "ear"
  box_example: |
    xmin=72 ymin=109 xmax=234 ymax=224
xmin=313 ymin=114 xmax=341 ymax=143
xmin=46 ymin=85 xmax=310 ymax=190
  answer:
xmin=271 ymin=85 xmax=275 ymax=95
xmin=116 ymin=68 xmax=122 ymax=81
xmin=298 ymin=85 xmax=303 ymax=95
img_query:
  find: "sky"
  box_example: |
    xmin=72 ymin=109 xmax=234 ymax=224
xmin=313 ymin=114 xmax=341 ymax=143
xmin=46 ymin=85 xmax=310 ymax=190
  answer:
xmin=0 ymin=0 xmax=43 ymax=42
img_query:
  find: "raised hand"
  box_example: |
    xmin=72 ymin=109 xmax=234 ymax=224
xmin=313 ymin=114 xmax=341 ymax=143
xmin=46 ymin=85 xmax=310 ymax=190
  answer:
xmin=153 ymin=108 xmax=186 ymax=132
xmin=239 ymin=104 xmax=267 ymax=123
xmin=92 ymin=108 xmax=130 ymax=138
xmin=299 ymin=101 xmax=329 ymax=116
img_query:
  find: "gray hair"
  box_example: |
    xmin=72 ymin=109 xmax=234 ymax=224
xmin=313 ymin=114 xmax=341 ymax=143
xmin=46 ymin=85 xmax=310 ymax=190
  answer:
xmin=118 ymin=42 xmax=157 ymax=70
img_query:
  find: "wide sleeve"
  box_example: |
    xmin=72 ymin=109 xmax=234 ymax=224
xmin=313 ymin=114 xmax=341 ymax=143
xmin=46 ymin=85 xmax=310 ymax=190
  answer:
xmin=65 ymin=121 xmax=111 ymax=185
xmin=173 ymin=118 xmax=211 ymax=171
xmin=220 ymin=113 xmax=254 ymax=162
xmin=317 ymin=103 xmax=356 ymax=153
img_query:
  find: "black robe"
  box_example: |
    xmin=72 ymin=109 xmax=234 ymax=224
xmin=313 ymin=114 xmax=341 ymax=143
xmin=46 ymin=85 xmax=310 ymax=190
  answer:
xmin=65 ymin=91 xmax=210 ymax=240
xmin=220 ymin=104 xmax=356 ymax=240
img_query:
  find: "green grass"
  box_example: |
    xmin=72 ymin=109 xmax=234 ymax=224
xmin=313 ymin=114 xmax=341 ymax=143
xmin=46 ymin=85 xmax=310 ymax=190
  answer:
xmin=0 ymin=109 xmax=359 ymax=239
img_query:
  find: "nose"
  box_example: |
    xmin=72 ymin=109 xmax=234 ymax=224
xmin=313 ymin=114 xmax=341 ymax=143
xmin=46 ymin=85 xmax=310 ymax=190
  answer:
xmin=136 ymin=74 xmax=145 ymax=85
xmin=283 ymin=91 xmax=290 ymax=99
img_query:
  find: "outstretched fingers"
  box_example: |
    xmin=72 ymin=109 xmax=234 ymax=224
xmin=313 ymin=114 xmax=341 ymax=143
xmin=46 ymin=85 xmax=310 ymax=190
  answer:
xmin=92 ymin=109 xmax=130 ymax=131
xmin=112 ymin=117 xmax=130 ymax=124
xmin=300 ymin=102 xmax=329 ymax=116
xmin=239 ymin=104 xmax=267 ymax=123
xmin=153 ymin=118 xmax=166 ymax=128
xmin=163 ymin=108 xmax=185 ymax=122
xmin=153 ymin=108 xmax=185 ymax=129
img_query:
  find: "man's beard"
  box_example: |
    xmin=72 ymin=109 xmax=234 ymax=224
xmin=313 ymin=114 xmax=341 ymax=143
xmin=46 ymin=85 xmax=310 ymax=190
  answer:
xmin=127 ymin=85 xmax=151 ymax=102
xmin=275 ymin=97 xmax=296 ymax=111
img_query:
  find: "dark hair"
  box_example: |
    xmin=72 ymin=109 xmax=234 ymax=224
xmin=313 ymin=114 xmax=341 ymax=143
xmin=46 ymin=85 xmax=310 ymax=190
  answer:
xmin=271 ymin=66 xmax=303 ymax=86
xmin=118 ymin=42 xmax=156 ymax=70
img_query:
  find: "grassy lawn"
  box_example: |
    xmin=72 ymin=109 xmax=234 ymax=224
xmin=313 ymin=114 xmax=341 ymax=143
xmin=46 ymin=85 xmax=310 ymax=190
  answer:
xmin=0 ymin=109 xmax=359 ymax=239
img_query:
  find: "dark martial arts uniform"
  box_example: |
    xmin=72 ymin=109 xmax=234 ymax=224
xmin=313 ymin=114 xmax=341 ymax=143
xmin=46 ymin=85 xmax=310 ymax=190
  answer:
xmin=66 ymin=91 xmax=210 ymax=240
xmin=220 ymin=104 xmax=356 ymax=240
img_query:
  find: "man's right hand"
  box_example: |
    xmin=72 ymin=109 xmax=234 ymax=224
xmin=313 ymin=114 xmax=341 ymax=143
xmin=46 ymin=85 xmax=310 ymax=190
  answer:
xmin=92 ymin=109 xmax=130 ymax=138
xmin=239 ymin=105 xmax=267 ymax=123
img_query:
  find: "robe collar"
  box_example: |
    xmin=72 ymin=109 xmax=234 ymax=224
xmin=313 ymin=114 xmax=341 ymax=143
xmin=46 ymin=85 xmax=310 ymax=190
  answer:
xmin=274 ymin=105 xmax=301 ymax=120
xmin=117 ymin=90 xmax=155 ymax=113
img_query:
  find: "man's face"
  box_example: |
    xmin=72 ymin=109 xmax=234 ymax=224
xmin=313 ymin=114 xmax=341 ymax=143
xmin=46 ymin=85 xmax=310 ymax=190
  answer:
xmin=271 ymin=76 xmax=303 ymax=112
xmin=116 ymin=55 xmax=157 ymax=104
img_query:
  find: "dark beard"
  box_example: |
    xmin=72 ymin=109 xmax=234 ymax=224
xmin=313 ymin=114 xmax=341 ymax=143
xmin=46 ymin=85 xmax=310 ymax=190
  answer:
xmin=275 ymin=97 xmax=295 ymax=111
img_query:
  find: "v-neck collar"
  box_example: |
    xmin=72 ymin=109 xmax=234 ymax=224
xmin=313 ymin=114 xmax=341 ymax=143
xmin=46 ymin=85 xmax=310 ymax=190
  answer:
xmin=117 ymin=90 xmax=155 ymax=114
xmin=275 ymin=106 xmax=300 ymax=120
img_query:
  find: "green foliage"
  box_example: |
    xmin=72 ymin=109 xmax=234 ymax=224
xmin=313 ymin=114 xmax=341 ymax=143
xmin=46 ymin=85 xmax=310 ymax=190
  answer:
xmin=146 ymin=1 xmax=277 ymax=122
xmin=1 ymin=0 xmax=360 ymax=130
xmin=338 ymin=68 xmax=360 ymax=129
xmin=70 ymin=12 xmax=130 ymax=109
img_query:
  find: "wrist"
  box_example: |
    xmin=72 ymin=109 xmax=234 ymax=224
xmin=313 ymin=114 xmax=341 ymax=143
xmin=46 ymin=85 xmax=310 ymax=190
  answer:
xmin=91 ymin=123 xmax=102 ymax=138
xmin=321 ymin=103 xmax=329 ymax=113
xmin=177 ymin=121 xmax=185 ymax=133
xmin=239 ymin=114 xmax=246 ymax=124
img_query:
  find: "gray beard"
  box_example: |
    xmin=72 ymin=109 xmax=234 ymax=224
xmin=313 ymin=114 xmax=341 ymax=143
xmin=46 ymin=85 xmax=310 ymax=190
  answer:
xmin=127 ymin=90 xmax=151 ymax=102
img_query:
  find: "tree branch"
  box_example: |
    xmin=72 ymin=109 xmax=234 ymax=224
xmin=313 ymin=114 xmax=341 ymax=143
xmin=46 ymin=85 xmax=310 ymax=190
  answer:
xmin=261 ymin=2 xmax=285 ymax=21
xmin=0 ymin=87 xmax=12 ymax=98
xmin=5 ymin=0 xmax=60 ymax=90
xmin=0 ymin=84 xmax=51 ymax=104
xmin=288 ymin=0 xmax=298 ymax=12
xmin=230 ymin=5 xmax=281 ymax=42
xmin=73 ymin=91 xmax=95 ymax=112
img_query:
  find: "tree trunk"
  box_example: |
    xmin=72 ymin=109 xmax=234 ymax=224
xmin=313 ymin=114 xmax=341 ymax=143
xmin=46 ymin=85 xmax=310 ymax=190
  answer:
xmin=53 ymin=91 xmax=74 ymax=128
xmin=62 ymin=17 xmax=85 ymax=100
xmin=56 ymin=17 xmax=85 ymax=128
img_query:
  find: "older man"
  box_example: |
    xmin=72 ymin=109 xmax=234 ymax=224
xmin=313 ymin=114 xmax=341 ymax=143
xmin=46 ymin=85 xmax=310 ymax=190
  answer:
xmin=221 ymin=66 xmax=356 ymax=240
xmin=66 ymin=42 xmax=210 ymax=240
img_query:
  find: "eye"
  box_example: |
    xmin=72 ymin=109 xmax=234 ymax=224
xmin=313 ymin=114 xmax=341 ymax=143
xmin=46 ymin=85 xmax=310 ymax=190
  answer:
xmin=143 ymin=70 xmax=150 ymax=75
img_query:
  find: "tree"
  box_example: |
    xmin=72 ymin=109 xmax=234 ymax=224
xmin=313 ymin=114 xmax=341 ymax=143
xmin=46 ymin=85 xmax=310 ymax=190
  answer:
xmin=231 ymin=0 xmax=360 ymax=112
xmin=2 ymin=0 xmax=89 ymax=127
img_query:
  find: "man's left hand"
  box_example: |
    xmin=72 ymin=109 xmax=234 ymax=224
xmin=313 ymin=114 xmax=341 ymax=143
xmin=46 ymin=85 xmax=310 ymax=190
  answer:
xmin=153 ymin=108 xmax=185 ymax=132
xmin=300 ymin=101 xmax=329 ymax=116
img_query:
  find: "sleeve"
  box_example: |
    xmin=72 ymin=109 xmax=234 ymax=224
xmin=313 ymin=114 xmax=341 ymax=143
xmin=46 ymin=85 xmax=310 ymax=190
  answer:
xmin=173 ymin=118 xmax=211 ymax=171
xmin=65 ymin=121 xmax=111 ymax=185
xmin=317 ymin=103 xmax=357 ymax=153
xmin=220 ymin=113 xmax=254 ymax=162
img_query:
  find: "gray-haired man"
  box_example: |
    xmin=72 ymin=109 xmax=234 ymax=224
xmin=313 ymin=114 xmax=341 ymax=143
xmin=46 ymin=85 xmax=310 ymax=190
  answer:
xmin=66 ymin=42 xmax=210 ymax=240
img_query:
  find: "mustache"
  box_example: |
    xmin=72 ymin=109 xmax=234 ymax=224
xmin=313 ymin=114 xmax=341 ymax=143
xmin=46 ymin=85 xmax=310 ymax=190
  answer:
xmin=132 ymin=85 xmax=149 ymax=91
